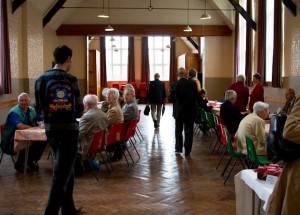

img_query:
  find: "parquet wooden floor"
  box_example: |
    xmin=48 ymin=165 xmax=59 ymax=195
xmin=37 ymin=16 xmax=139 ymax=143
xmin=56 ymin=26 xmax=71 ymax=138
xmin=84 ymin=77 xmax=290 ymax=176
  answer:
xmin=0 ymin=104 xmax=241 ymax=215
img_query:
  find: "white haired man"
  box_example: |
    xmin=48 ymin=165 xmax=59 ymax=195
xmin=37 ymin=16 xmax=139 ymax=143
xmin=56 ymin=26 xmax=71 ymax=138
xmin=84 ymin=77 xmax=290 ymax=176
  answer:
xmin=236 ymin=101 xmax=270 ymax=155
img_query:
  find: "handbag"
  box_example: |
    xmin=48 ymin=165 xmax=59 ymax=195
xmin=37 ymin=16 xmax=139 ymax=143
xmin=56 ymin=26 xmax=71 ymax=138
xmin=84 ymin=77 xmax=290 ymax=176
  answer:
xmin=266 ymin=114 xmax=300 ymax=163
xmin=144 ymin=105 xmax=150 ymax=116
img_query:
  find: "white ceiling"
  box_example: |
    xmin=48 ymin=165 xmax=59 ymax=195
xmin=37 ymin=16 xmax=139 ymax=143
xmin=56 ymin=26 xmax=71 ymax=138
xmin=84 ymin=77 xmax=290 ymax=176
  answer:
xmin=29 ymin=0 xmax=235 ymax=31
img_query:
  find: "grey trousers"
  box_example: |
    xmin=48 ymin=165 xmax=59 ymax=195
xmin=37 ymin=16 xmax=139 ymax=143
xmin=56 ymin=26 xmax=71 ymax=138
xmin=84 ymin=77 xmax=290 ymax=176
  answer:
xmin=151 ymin=103 xmax=162 ymax=125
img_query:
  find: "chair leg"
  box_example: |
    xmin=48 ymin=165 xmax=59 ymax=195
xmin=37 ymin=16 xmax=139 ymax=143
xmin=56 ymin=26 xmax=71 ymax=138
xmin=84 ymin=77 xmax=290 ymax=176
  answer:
xmin=0 ymin=151 xmax=3 ymax=164
xmin=129 ymin=139 xmax=140 ymax=158
xmin=99 ymin=152 xmax=111 ymax=174
xmin=216 ymin=148 xmax=227 ymax=170
xmin=123 ymin=143 xmax=134 ymax=164
xmin=224 ymin=157 xmax=238 ymax=185
xmin=221 ymin=156 xmax=232 ymax=178
xmin=87 ymin=159 xmax=99 ymax=181
xmin=137 ymin=126 xmax=144 ymax=139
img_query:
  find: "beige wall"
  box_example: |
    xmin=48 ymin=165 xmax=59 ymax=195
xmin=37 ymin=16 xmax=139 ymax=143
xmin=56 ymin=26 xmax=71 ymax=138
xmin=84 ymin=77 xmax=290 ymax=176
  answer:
xmin=204 ymin=36 xmax=234 ymax=99
xmin=284 ymin=6 xmax=300 ymax=78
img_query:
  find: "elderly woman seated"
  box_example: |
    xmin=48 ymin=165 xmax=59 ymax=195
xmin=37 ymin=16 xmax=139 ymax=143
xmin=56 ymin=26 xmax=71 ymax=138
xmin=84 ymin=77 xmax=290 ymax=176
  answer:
xmin=220 ymin=90 xmax=247 ymax=135
xmin=236 ymin=101 xmax=270 ymax=155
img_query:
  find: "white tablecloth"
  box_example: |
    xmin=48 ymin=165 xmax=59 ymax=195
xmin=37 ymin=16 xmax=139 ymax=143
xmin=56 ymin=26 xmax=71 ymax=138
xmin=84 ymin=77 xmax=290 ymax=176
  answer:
xmin=14 ymin=127 xmax=47 ymax=152
xmin=235 ymin=169 xmax=275 ymax=215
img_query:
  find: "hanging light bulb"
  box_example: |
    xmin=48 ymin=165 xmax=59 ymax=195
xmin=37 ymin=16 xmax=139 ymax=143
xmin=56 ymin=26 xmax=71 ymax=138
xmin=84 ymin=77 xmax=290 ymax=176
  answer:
xmin=104 ymin=0 xmax=114 ymax=31
xmin=200 ymin=0 xmax=211 ymax=20
xmin=183 ymin=0 xmax=192 ymax=32
xmin=97 ymin=0 xmax=109 ymax=18
xmin=105 ymin=24 xmax=114 ymax=31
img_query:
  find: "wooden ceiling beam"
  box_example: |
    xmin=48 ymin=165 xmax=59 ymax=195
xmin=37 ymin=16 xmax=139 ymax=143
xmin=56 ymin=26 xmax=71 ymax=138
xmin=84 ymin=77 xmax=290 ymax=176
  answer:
xmin=43 ymin=0 xmax=66 ymax=27
xmin=12 ymin=0 xmax=26 ymax=13
xmin=56 ymin=24 xmax=232 ymax=37
xmin=281 ymin=0 xmax=297 ymax=16
xmin=228 ymin=0 xmax=256 ymax=31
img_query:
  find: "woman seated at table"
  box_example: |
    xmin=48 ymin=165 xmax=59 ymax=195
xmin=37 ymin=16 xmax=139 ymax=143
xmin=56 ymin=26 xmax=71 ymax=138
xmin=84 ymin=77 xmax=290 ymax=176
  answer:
xmin=198 ymin=89 xmax=213 ymax=113
xmin=220 ymin=90 xmax=247 ymax=135
xmin=0 ymin=92 xmax=47 ymax=173
xmin=106 ymin=88 xmax=124 ymax=126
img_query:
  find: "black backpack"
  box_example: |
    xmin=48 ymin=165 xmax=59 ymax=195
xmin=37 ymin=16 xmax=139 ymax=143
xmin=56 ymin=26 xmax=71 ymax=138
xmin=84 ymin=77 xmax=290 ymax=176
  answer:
xmin=266 ymin=114 xmax=300 ymax=163
xmin=45 ymin=78 xmax=76 ymax=124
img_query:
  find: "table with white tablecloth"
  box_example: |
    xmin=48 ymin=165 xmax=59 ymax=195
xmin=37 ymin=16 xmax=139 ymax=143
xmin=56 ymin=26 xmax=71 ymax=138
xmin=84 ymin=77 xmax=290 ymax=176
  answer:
xmin=14 ymin=127 xmax=47 ymax=174
xmin=235 ymin=169 xmax=275 ymax=215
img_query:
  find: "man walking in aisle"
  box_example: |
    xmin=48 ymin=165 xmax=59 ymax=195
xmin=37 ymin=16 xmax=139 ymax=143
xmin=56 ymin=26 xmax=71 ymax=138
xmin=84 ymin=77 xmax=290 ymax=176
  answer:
xmin=168 ymin=67 xmax=198 ymax=156
xmin=148 ymin=73 xmax=166 ymax=128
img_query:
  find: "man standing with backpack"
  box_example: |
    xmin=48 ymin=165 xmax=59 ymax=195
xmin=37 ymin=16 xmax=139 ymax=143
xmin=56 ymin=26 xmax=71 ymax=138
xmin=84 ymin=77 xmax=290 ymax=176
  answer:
xmin=35 ymin=45 xmax=84 ymax=215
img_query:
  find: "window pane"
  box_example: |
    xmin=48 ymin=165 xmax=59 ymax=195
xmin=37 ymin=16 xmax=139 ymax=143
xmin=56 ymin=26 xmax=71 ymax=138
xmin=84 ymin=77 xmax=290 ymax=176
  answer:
xmin=105 ymin=36 xmax=128 ymax=81
xmin=148 ymin=36 xmax=170 ymax=81
xmin=265 ymin=0 xmax=274 ymax=82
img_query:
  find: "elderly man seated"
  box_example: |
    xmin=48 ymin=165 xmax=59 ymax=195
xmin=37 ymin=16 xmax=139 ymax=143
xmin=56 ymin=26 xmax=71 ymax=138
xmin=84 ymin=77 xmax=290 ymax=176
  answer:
xmin=280 ymin=88 xmax=296 ymax=115
xmin=75 ymin=94 xmax=108 ymax=173
xmin=111 ymin=88 xmax=139 ymax=161
xmin=78 ymin=94 xmax=108 ymax=157
xmin=236 ymin=101 xmax=270 ymax=156
xmin=220 ymin=90 xmax=247 ymax=135
xmin=122 ymin=88 xmax=139 ymax=129
xmin=1 ymin=92 xmax=47 ymax=173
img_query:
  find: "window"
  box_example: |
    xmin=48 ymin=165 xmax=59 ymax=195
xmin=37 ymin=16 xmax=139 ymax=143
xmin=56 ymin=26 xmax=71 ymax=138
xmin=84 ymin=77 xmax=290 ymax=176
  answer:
xmin=148 ymin=36 xmax=170 ymax=81
xmin=105 ymin=36 xmax=128 ymax=81
xmin=265 ymin=0 xmax=274 ymax=82
xmin=238 ymin=0 xmax=247 ymax=76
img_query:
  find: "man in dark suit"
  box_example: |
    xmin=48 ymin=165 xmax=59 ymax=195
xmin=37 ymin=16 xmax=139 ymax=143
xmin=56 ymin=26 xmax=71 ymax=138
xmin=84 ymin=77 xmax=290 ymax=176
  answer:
xmin=148 ymin=73 xmax=166 ymax=128
xmin=168 ymin=67 xmax=198 ymax=156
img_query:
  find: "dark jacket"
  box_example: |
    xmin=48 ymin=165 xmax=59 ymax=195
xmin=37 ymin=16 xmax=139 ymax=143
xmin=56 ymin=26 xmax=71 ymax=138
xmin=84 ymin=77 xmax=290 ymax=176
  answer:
xmin=148 ymin=79 xmax=166 ymax=104
xmin=220 ymin=100 xmax=246 ymax=134
xmin=168 ymin=78 xmax=198 ymax=120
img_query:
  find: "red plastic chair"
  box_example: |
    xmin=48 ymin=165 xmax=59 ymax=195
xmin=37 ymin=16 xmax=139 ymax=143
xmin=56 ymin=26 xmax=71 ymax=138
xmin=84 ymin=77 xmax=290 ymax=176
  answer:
xmin=139 ymin=82 xmax=147 ymax=101
xmin=106 ymin=123 xmax=132 ymax=166
xmin=135 ymin=110 xmax=143 ymax=141
xmin=112 ymin=83 xmax=120 ymax=90
xmin=86 ymin=130 xmax=108 ymax=181
xmin=130 ymin=82 xmax=138 ymax=92
xmin=124 ymin=119 xmax=140 ymax=161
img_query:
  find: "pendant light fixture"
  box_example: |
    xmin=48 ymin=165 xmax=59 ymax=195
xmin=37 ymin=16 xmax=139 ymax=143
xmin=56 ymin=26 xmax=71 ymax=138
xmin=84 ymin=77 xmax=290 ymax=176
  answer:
xmin=105 ymin=0 xmax=114 ymax=31
xmin=183 ymin=0 xmax=192 ymax=32
xmin=97 ymin=0 xmax=109 ymax=18
xmin=200 ymin=0 xmax=211 ymax=20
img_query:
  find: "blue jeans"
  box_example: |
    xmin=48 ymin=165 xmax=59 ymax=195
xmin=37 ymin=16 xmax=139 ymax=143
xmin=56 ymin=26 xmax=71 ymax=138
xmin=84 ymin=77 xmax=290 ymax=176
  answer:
xmin=44 ymin=130 xmax=78 ymax=215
